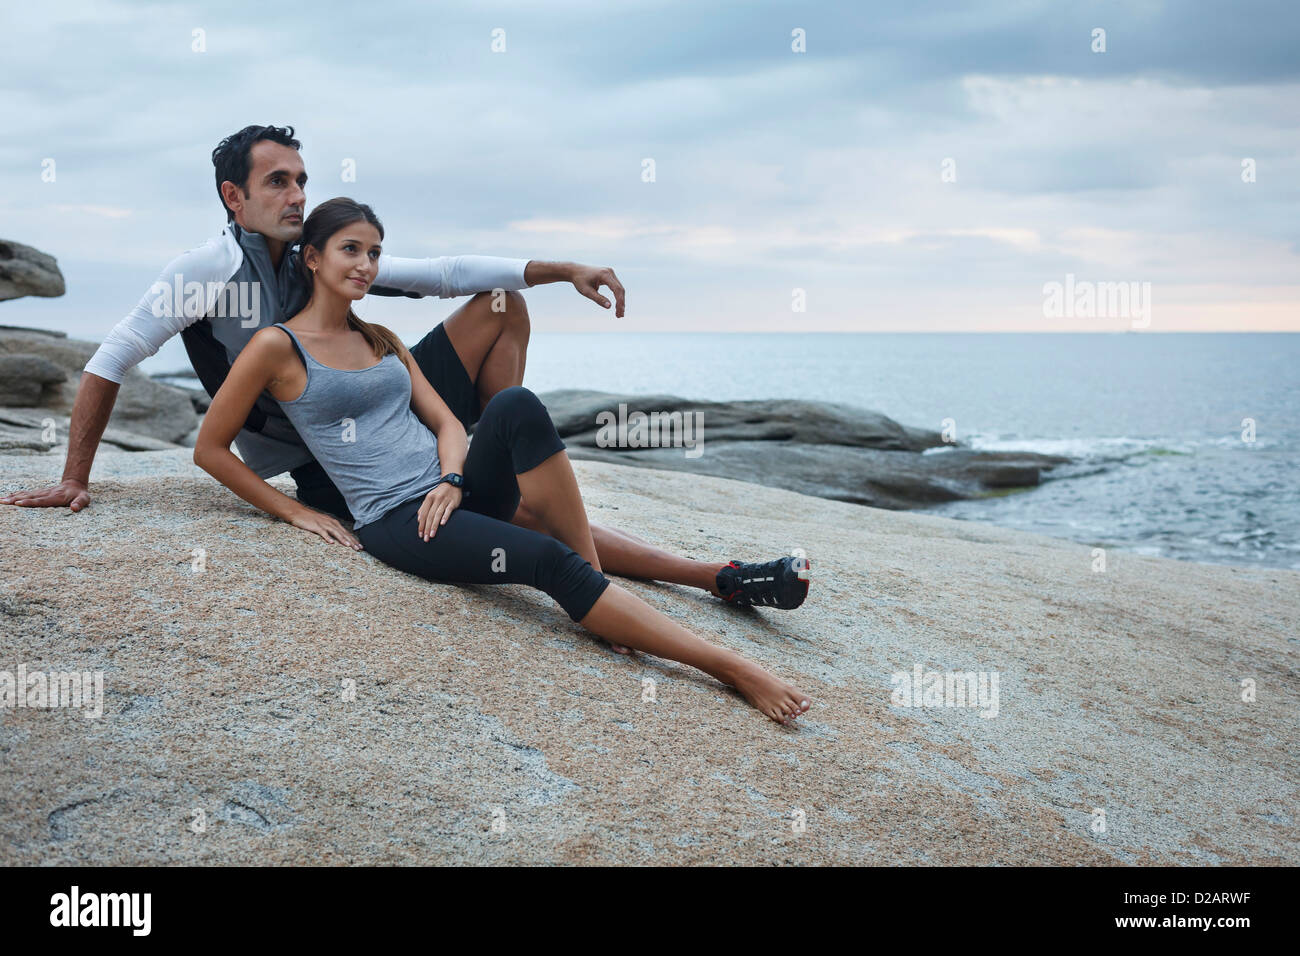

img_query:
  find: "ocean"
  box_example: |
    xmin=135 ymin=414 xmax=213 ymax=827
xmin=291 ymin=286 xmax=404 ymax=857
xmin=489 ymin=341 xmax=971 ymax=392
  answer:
xmin=148 ymin=332 xmax=1300 ymax=571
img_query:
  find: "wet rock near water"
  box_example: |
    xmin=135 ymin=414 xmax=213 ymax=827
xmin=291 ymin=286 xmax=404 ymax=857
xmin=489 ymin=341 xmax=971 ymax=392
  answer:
xmin=539 ymin=390 xmax=1070 ymax=509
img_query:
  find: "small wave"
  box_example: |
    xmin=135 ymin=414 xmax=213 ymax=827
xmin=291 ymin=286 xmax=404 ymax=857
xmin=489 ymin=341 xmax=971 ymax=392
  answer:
xmin=1205 ymin=435 xmax=1283 ymax=450
xmin=958 ymin=431 xmax=1283 ymax=459
xmin=962 ymin=434 xmax=1167 ymax=460
xmin=1215 ymin=529 xmax=1278 ymax=546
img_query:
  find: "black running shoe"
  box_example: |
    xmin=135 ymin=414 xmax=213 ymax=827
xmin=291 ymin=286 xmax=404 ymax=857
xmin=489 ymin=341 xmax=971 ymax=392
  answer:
xmin=716 ymin=555 xmax=811 ymax=609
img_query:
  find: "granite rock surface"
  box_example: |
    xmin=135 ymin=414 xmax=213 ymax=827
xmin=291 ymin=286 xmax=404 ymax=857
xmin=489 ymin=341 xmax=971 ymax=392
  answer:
xmin=2 ymin=447 xmax=1295 ymax=865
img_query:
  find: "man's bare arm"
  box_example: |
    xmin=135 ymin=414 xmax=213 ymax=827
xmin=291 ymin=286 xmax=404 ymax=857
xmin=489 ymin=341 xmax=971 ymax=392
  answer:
xmin=523 ymin=260 xmax=626 ymax=318
xmin=521 ymin=260 xmax=577 ymax=285
xmin=0 ymin=371 xmax=120 ymax=511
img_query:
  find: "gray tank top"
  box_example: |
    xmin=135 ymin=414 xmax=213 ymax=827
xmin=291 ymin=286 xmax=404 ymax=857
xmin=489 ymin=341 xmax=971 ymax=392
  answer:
xmin=272 ymin=323 xmax=442 ymax=528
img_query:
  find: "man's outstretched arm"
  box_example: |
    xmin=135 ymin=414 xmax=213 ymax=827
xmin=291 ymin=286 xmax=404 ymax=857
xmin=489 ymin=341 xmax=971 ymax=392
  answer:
xmin=0 ymin=372 xmax=121 ymax=510
xmin=374 ymin=254 xmax=626 ymax=317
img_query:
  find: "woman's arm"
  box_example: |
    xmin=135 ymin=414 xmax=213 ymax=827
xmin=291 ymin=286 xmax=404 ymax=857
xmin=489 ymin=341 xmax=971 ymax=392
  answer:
xmin=193 ymin=328 xmax=360 ymax=549
xmin=397 ymin=342 xmax=468 ymax=476
xmin=395 ymin=340 xmax=468 ymax=540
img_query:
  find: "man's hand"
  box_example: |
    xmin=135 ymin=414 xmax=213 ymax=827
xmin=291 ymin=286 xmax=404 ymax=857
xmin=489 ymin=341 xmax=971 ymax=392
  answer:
xmin=0 ymin=479 xmax=91 ymax=511
xmin=289 ymin=506 xmax=363 ymax=550
xmin=416 ymin=483 xmax=462 ymax=541
xmin=2 ymin=371 xmax=121 ymax=514
xmin=570 ymin=264 xmax=626 ymax=318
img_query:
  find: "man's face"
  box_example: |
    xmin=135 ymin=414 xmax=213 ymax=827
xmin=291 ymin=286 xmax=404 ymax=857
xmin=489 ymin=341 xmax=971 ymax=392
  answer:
xmin=223 ymin=140 xmax=307 ymax=241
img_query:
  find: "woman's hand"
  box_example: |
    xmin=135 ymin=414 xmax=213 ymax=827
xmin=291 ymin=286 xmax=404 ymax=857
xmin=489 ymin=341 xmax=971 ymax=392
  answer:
xmin=417 ymin=483 xmax=462 ymax=541
xmin=289 ymin=507 xmax=363 ymax=550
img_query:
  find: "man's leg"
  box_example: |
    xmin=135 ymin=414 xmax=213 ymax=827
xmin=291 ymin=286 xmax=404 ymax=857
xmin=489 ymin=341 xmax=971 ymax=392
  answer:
xmin=419 ymin=291 xmax=740 ymax=598
xmin=439 ymin=290 xmax=530 ymax=418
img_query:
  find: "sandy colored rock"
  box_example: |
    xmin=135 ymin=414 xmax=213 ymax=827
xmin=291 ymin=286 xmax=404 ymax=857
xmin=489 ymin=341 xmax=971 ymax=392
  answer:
xmin=0 ymin=446 xmax=1296 ymax=865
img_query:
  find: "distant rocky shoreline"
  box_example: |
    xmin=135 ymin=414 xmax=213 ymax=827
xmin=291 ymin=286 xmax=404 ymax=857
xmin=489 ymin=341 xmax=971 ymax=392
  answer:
xmin=544 ymin=390 xmax=1069 ymax=510
xmin=0 ymin=324 xmax=1068 ymax=508
xmin=0 ymin=325 xmax=199 ymax=453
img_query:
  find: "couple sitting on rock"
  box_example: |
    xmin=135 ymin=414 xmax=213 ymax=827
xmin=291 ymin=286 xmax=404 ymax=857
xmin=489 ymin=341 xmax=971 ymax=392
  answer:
xmin=1 ymin=125 xmax=812 ymax=725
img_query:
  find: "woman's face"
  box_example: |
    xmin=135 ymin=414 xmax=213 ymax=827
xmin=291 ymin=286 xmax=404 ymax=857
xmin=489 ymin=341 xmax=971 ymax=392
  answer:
xmin=307 ymin=220 xmax=382 ymax=301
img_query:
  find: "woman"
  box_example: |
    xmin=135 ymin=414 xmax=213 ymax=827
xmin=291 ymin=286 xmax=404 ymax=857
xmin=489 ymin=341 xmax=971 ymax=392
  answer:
xmin=194 ymin=198 xmax=811 ymax=725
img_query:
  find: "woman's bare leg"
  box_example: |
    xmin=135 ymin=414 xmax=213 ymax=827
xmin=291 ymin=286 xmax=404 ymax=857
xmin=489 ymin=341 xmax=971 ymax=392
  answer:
xmin=499 ymin=444 xmax=810 ymax=723
xmin=514 ymin=450 xmax=601 ymax=570
xmin=512 ymin=502 xmax=728 ymax=595
xmin=513 ymin=449 xmax=634 ymax=651
xmin=576 ymin=582 xmax=811 ymax=725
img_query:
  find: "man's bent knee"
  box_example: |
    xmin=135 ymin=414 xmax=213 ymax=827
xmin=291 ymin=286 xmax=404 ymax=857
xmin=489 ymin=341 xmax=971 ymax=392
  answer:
xmin=500 ymin=291 xmax=530 ymax=339
xmin=471 ymin=288 xmax=527 ymax=315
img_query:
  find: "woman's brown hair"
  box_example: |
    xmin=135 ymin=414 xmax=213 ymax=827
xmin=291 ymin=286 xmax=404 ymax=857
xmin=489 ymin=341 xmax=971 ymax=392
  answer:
xmin=298 ymin=197 xmax=405 ymax=361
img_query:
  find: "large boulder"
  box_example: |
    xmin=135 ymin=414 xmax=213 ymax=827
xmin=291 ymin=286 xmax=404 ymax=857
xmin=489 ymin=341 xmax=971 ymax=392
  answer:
xmin=0 ymin=408 xmax=183 ymax=454
xmin=0 ymin=240 xmax=65 ymax=300
xmin=542 ymin=389 xmax=943 ymax=451
xmin=0 ymin=325 xmax=197 ymax=444
xmin=0 ymin=354 xmax=66 ymax=406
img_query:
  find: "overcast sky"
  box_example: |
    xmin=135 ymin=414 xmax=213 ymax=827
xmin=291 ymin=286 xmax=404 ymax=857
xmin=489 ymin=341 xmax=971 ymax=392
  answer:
xmin=2 ymin=0 xmax=1297 ymax=359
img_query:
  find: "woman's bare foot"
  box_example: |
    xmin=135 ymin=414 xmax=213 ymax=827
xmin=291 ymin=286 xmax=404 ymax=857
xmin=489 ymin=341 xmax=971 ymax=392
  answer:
xmin=723 ymin=655 xmax=811 ymax=725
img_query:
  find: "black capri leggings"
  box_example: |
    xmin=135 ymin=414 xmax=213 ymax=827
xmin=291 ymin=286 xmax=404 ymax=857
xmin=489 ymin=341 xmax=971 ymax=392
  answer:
xmin=356 ymin=386 xmax=611 ymax=623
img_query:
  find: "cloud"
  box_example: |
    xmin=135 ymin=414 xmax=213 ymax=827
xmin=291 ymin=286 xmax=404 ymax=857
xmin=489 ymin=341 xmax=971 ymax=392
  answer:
xmin=0 ymin=0 xmax=1295 ymax=338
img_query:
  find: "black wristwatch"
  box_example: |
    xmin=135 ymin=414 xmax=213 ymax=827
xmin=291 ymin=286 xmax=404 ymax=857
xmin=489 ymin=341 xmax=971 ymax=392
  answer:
xmin=435 ymin=472 xmax=464 ymax=489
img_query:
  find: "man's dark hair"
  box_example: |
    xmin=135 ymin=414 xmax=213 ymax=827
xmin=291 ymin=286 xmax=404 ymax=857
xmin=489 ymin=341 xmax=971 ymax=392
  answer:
xmin=211 ymin=125 xmax=302 ymax=221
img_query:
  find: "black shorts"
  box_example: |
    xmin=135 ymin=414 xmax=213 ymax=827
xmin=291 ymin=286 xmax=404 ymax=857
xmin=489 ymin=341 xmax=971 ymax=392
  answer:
xmin=291 ymin=322 xmax=478 ymax=522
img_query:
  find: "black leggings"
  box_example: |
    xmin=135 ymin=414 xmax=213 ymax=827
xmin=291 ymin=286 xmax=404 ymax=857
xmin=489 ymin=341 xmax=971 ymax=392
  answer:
xmin=356 ymin=387 xmax=611 ymax=623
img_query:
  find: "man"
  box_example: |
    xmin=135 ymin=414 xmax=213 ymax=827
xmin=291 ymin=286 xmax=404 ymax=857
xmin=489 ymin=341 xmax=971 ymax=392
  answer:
xmin=1 ymin=125 xmax=809 ymax=612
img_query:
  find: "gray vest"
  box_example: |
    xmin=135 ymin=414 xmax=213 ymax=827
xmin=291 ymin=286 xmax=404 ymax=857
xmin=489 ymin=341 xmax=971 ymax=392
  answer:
xmin=180 ymin=225 xmax=316 ymax=477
